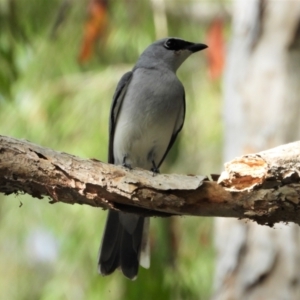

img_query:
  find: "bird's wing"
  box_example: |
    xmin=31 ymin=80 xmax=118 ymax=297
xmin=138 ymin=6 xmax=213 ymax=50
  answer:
xmin=157 ymin=89 xmax=186 ymax=168
xmin=108 ymin=71 xmax=133 ymax=164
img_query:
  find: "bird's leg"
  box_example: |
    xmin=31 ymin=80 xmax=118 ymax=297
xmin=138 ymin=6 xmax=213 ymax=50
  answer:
xmin=151 ymin=160 xmax=160 ymax=176
xmin=122 ymin=155 xmax=132 ymax=169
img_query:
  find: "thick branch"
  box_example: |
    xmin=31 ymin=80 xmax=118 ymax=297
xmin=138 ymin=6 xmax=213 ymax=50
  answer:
xmin=1 ymin=135 xmax=300 ymax=225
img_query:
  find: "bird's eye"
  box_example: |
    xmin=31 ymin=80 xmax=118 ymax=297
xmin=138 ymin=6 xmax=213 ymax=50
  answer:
xmin=164 ymin=39 xmax=177 ymax=50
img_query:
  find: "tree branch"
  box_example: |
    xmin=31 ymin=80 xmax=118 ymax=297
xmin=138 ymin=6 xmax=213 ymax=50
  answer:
xmin=1 ymin=135 xmax=300 ymax=225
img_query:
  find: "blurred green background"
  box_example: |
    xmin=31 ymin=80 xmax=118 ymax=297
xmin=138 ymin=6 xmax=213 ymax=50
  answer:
xmin=0 ymin=0 xmax=224 ymax=299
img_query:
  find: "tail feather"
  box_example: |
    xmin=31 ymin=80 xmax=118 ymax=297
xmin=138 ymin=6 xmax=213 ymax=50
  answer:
xmin=98 ymin=210 xmax=150 ymax=280
xmin=120 ymin=229 xmax=140 ymax=280
xmin=99 ymin=239 xmax=120 ymax=275
xmin=139 ymin=217 xmax=150 ymax=269
xmin=98 ymin=210 xmax=120 ymax=275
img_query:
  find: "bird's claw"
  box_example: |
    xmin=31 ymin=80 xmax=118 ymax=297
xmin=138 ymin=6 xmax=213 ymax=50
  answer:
xmin=122 ymin=155 xmax=132 ymax=170
xmin=151 ymin=161 xmax=160 ymax=176
xmin=122 ymin=162 xmax=132 ymax=170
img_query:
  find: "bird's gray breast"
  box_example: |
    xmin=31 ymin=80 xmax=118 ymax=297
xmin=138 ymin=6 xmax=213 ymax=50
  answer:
xmin=113 ymin=67 xmax=184 ymax=169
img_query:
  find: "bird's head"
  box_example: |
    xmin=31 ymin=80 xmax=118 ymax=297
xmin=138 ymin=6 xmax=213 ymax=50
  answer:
xmin=136 ymin=37 xmax=208 ymax=72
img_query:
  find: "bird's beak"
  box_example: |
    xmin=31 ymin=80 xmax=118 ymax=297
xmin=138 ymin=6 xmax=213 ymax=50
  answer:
xmin=186 ymin=43 xmax=208 ymax=53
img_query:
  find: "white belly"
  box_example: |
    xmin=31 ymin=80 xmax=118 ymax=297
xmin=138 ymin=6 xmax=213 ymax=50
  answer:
xmin=113 ymin=112 xmax=176 ymax=169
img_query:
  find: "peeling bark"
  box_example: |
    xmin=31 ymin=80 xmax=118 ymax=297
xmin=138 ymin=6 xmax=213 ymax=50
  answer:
xmin=2 ymin=135 xmax=300 ymax=225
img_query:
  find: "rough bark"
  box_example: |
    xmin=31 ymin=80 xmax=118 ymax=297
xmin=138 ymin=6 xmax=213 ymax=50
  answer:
xmin=2 ymin=135 xmax=300 ymax=225
xmin=214 ymin=1 xmax=300 ymax=299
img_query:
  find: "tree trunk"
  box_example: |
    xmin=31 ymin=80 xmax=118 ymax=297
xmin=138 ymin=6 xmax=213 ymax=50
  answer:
xmin=213 ymin=1 xmax=300 ymax=299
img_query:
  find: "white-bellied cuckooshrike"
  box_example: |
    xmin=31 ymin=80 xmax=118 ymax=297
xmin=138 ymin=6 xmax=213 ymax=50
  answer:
xmin=98 ymin=37 xmax=208 ymax=280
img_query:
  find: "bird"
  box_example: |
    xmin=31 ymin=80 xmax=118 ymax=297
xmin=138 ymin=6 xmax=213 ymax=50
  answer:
xmin=98 ymin=37 xmax=208 ymax=280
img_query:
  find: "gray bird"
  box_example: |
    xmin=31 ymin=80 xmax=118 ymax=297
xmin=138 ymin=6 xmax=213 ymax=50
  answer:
xmin=98 ymin=37 xmax=207 ymax=280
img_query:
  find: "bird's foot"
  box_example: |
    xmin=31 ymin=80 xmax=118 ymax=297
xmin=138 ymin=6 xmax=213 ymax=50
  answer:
xmin=151 ymin=161 xmax=160 ymax=176
xmin=123 ymin=162 xmax=132 ymax=170
xmin=122 ymin=155 xmax=132 ymax=170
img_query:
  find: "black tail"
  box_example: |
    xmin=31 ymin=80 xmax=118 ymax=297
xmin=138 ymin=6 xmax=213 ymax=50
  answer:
xmin=98 ymin=210 xmax=146 ymax=280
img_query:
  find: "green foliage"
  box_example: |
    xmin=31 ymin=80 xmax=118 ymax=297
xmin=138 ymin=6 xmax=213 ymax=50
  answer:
xmin=0 ymin=0 xmax=222 ymax=299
